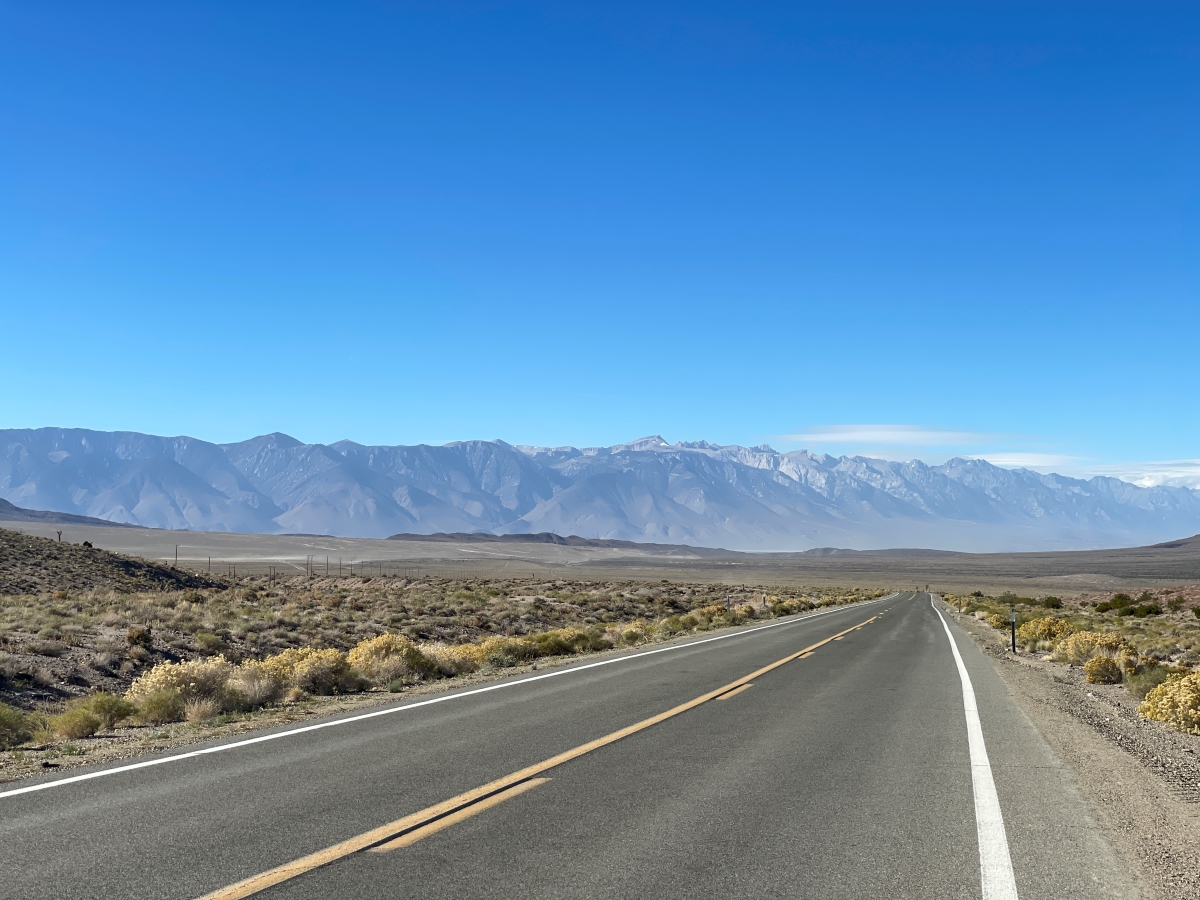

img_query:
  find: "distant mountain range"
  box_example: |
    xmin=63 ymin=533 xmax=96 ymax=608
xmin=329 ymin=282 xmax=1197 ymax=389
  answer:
xmin=2 ymin=428 xmax=1199 ymax=552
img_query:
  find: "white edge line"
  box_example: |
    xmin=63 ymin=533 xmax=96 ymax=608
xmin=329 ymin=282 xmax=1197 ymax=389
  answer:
xmin=931 ymin=596 xmax=1020 ymax=900
xmin=1 ymin=593 xmax=898 ymax=800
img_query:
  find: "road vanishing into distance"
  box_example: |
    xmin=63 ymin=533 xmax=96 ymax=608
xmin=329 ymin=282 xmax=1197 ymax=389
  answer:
xmin=3 ymin=594 xmax=1138 ymax=899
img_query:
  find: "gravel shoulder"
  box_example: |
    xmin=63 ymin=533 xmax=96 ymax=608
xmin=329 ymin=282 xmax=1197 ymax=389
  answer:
xmin=942 ymin=601 xmax=1200 ymax=900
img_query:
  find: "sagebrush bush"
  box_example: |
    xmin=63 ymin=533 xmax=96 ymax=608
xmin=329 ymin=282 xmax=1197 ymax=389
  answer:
xmin=0 ymin=701 xmax=32 ymax=749
xmin=137 ymin=689 xmax=186 ymax=724
xmin=81 ymin=691 xmax=137 ymax=729
xmin=50 ymin=705 xmax=102 ymax=739
xmin=420 ymin=642 xmax=481 ymax=676
xmin=986 ymin=613 xmax=1007 ymax=630
xmin=1140 ymin=672 xmax=1200 ymax=734
xmin=1084 ymin=656 xmax=1123 ymax=684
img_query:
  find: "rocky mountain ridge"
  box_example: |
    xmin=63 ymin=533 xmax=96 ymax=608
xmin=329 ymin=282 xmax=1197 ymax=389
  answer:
xmin=2 ymin=428 xmax=1198 ymax=552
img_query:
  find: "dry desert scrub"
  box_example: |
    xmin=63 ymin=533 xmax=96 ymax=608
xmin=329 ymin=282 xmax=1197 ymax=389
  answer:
xmin=113 ymin=595 xmax=878 ymax=725
xmin=1139 ymin=672 xmax=1200 ymax=735
xmin=0 ymin=571 xmax=884 ymax=752
xmin=947 ymin=588 xmax=1200 ymax=735
xmin=1016 ymin=616 xmax=1074 ymax=646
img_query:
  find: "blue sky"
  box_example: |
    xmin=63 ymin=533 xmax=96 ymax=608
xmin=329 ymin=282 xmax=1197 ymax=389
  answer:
xmin=2 ymin=3 xmax=1197 ymax=485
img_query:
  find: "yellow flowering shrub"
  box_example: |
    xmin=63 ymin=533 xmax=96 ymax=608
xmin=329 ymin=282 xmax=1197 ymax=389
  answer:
xmin=1016 ymin=617 xmax=1073 ymax=644
xmin=1084 ymin=656 xmax=1123 ymax=684
xmin=260 ymin=647 xmax=361 ymax=695
xmin=1139 ymin=672 xmax=1200 ymax=735
xmin=347 ymin=633 xmax=437 ymax=683
xmin=1053 ymin=631 xmax=1129 ymax=666
xmin=126 ymin=656 xmax=234 ymax=703
xmin=420 ymin=642 xmax=483 ymax=676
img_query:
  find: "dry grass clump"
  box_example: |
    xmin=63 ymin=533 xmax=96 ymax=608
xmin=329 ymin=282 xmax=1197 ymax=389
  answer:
xmin=184 ymin=698 xmax=224 ymax=722
xmin=226 ymin=664 xmax=283 ymax=708
xmin=1140 ymin=672 xmax=1200 ymax=734
xmin=420 ymin=642 xmax=483 ymax=676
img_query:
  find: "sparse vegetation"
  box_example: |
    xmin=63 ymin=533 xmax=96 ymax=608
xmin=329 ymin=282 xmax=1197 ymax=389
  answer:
xmin=0 ymin=537 xmax=885 ymax=764
xmin=947 ymin=585 xmax=1200 ymax=735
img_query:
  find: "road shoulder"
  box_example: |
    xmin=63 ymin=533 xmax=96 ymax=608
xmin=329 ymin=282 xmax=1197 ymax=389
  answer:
xmin=941 ymin=601 xmax=1200 ymax=900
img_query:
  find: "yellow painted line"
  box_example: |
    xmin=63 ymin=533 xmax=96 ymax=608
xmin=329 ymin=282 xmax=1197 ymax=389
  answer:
xmin=197 ymin=612 xmax=878 ymax=900
xmin=371 ymin=778 xmax=550 ymax=852
xmin=798 ymin=652 xmax=814 ymax=658
xmin=717 ymin=683 xmax=753 ymax=701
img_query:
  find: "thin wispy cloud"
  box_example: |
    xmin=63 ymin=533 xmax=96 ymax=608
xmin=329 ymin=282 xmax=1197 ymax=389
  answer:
xmin=782 ymin=424 xmax=993 ymax=446
xmin=1085 ymin=460 xmax=1200 ymax=490
xmin=962 ymin=453 xmax=1082 ymax=468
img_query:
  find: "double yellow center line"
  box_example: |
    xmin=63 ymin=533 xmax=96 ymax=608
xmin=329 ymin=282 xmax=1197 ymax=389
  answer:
xmin=200 ymin=611 xmax=880 ymax=899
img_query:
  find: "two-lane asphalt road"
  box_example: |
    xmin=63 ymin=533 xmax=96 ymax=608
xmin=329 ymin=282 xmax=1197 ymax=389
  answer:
xmin=3 ymin=594 xmax=1139 ymax=899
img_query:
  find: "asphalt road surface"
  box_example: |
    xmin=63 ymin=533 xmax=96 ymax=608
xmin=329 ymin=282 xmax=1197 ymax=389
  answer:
xmin=3 ymin=594 xmax=1139 ymax=899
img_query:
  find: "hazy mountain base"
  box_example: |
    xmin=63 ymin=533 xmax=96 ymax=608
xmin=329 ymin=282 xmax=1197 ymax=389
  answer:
xmin=4 ymin=428 xmax=1200 ymax=551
